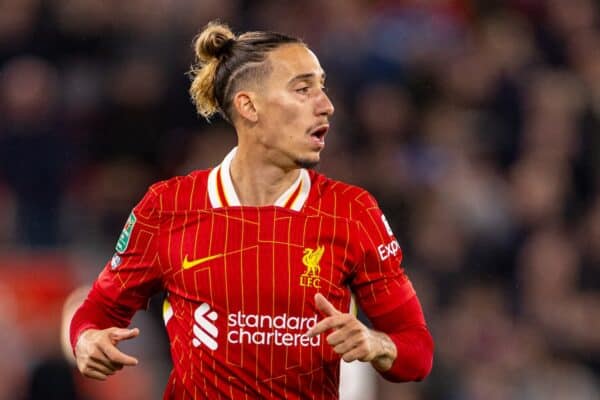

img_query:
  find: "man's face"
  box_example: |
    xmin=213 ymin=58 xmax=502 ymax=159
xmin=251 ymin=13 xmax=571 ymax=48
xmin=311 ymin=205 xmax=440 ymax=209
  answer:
xmin=252 ymin=44 xmax=334 ymax=169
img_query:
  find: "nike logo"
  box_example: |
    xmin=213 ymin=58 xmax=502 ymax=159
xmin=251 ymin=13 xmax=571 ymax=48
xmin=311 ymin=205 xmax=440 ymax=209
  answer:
xmin=182 ymin=254 xmax=224 ymax=270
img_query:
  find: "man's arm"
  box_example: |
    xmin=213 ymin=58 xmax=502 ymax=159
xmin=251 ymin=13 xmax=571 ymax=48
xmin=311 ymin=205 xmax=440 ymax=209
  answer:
xmin=69 ymin=283 xmax=142 ymax=380
xmin=62 ymin=284 xmax=140 ymax=380
xmin=70 ymin=185 xmax=163 ymax=380
xmin=369 ymin=295 xmax=434 ymax=381
xmin=330 ymin=191 xmax=434 ymax=381
xmin=307 ymin=293 xmax=433 ymax=382
xmin=73 ymin=326 xmax=140 ymax=380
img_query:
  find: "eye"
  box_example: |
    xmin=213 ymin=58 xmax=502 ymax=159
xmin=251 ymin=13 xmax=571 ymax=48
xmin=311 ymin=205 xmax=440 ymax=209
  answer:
xmin=296 ymin=86 xmax=310 ymax=94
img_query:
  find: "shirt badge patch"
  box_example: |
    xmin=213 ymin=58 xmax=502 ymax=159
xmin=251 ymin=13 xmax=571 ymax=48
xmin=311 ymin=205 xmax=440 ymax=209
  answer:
xmin=300 ymin=245 xmax=324 ymax=289
xmin=115 ymin=212 xmax=136 ymax=253
xmin=110 ymin=253 xmax=122 ymax=269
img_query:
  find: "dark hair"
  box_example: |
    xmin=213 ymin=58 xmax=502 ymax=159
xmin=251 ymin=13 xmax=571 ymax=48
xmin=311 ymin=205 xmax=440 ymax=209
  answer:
xmin=189 ymin=21 xmax=302 ymax=122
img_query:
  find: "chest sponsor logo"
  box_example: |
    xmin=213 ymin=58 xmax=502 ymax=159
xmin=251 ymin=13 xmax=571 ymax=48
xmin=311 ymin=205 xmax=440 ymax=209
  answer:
xmin=228 ymin=311 xmax=320 ymax=347
xmin=193 ymin=303 xmax=219 ymax=350
xmin=300 ymin=245 xmax=324 ymax=289
xmin=115 ymin=212 xmax=136 ymax=253
xmin=191 ymin=304 xmax=321 ymax=348
xmin=378 ymin=239 xmax=401 ymax=261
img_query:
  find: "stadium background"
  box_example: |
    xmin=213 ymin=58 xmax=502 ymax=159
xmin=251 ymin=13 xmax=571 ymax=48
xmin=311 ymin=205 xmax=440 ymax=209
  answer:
xmin=1 ymin=0 xmax=599 ymax=399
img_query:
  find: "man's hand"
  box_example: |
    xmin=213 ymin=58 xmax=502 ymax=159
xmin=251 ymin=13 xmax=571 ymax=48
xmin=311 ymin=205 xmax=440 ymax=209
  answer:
xmin=75 ymin=327 xmax=140 ymax=380
xmin=306 ymin=293 xmax=397 ymax=371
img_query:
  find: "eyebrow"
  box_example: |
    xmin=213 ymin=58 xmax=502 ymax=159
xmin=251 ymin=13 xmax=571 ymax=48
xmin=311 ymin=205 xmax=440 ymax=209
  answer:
xmin=289 ymin=72 xmax=326 ymax=84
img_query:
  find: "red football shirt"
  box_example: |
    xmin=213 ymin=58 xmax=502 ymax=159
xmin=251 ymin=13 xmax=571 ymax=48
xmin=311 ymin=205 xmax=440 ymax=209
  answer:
xmin=73 ymin=148 xmax=421 ymax=399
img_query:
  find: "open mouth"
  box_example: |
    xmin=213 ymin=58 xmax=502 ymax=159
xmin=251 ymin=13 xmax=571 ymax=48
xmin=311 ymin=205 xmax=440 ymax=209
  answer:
xmin=309 ymin=125 xmax=329 ymax=144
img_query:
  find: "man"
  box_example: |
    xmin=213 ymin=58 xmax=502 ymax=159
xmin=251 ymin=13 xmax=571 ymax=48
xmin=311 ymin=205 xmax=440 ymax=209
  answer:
xmin=70 ymin=22 xmax=433 ymax=399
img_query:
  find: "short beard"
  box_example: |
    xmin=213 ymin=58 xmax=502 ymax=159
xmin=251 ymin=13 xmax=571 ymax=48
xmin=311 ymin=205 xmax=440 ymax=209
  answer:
xmin=295 ymin=158 xmax=319 ymax=169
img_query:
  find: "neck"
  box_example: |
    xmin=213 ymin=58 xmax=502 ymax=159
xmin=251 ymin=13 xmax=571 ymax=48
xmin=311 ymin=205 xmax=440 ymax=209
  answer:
xmin=229 ymin=145 xmax=300 ymax=207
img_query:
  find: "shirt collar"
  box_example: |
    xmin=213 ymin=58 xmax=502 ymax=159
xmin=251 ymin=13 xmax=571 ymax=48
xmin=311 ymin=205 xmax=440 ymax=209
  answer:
xmin=207 ymin=147 xmax=311 ymax=211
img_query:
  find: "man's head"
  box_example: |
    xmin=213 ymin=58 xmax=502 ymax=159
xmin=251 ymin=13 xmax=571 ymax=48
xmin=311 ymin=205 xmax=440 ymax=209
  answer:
xmin=189 ymin=22 xmax=334 ymax=169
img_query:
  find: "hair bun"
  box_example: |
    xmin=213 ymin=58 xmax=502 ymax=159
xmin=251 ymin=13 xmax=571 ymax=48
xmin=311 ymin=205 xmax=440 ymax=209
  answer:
xmin=195 ymin=22 xmax=236 ymax=63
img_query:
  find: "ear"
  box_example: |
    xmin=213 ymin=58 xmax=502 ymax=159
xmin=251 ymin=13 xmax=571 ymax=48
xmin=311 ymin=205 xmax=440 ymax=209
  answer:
xmin=233 ymin=91 xmax=258 ymax=123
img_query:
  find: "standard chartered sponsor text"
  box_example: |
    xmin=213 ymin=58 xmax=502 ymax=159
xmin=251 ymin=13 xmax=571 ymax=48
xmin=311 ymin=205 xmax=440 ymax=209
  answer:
xmin=227 ymin=311 xmax=321 ymax=347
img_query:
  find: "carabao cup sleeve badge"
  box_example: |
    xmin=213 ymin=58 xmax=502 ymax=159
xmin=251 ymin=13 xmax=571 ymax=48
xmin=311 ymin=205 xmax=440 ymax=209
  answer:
xmin=115 ymin=212 xmax=137 ymax=253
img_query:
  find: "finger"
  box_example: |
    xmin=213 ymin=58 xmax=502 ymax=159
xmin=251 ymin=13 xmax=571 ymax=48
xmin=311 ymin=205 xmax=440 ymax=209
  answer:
xmin=314 ymin=293 xmax=341 ymax=317
xmin=333 ymin=339 xmax=360 ymax=356
xmin=306 ymin=315 xmax=347 ymax=337
xmin=109 ymin=328 xmax=140 ymax=343
xmin=342 ymin=346 xmax=369 ymax=363
xmin=86 ymin=358 xmax=118 ymax=376
xmin=83 ymin=368 xmax=109 ymax=381
xmin=90 ymin=353 xmax=125 ymax=372
xmin=100 ymin=343 xmax=139 ymax=366
xmin=326 ymin=321 xmax=363 ymax=346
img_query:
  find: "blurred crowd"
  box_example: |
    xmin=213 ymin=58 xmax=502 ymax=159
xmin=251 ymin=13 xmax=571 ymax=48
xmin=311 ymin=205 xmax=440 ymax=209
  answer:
xmin=1 ymin=0 xmax=599 ymax=399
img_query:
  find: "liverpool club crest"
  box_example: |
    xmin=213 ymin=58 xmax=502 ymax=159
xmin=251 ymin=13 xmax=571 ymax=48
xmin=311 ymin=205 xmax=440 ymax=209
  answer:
xmin=300 ymin=245 xmax=324 ymax=289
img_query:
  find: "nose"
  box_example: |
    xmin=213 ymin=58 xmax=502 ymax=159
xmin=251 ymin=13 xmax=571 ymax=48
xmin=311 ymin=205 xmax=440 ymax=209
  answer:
xmin=316 ymin=90 xmax=335 ymax=117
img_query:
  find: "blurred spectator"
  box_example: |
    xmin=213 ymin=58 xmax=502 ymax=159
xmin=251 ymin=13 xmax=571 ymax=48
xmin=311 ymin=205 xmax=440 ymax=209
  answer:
xmin=519 ymin=227 xmax=600 ymax=361
xmin=0 ymin=184 xmax=17 ymax=248
xmin=26 ymin=358 xmax=78 ymax=400
xmin=0 ymin=56 xmax=72 ymax=247
xmin=63 ymin=158 xmax=155 ymax=254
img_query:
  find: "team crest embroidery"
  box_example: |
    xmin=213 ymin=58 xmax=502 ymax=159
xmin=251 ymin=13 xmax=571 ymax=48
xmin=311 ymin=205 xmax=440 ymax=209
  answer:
xmin=115 ymin=212 xmax=136 ymax=253
xmin=300 ymin=245 xmax=324 ymax=289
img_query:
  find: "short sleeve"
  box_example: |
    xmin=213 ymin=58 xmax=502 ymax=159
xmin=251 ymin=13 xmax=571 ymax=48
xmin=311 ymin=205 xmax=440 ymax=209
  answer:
xmin=94 ymin=186 xmax=163 ymax=311
xmin=350 ymin=194 xmax=415 ymax=318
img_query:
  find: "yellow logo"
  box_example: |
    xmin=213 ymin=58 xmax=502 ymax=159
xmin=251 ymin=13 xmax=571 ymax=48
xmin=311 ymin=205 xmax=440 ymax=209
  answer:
xmin=300 ymin=245 xmax=324 ymax=288
xmin=182 ymin=254 xmax=223 ymax=270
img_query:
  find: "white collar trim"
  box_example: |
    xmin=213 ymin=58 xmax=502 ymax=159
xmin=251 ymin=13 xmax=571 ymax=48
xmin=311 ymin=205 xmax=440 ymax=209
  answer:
xmin=207 ymin=147 xmax=311 ymax=210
